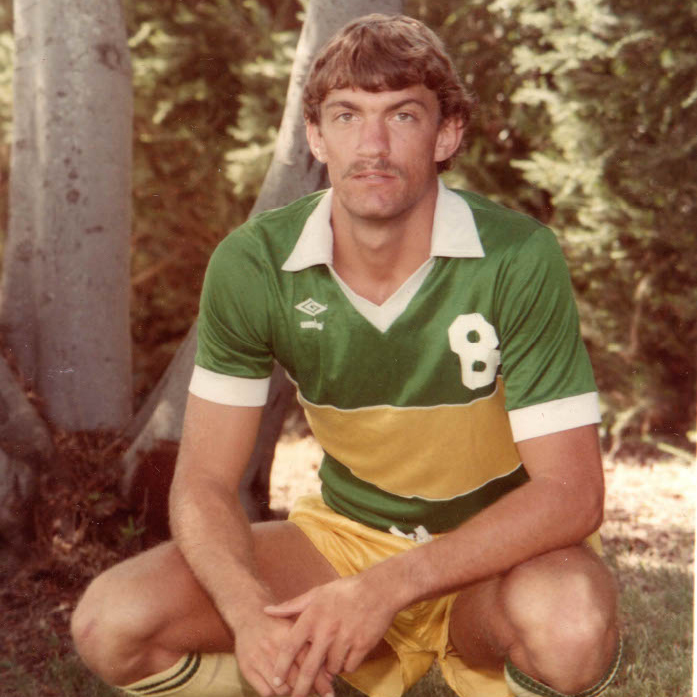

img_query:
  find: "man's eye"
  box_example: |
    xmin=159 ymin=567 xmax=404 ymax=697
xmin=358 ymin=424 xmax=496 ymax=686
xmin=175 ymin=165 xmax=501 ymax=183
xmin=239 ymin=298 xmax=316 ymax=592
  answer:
xmin=337 ymin=113 xmax=355 ymax=123
xmin=394 ymin=112 xmax=416 ymax=122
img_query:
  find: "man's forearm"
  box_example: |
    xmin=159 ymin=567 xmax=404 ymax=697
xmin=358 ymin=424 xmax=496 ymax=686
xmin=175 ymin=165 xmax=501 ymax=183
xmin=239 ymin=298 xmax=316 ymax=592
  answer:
xmin=170 ymin=477 xmax=272 ymax=631
xmin=360 ymin=457 xmax=603 ymax=613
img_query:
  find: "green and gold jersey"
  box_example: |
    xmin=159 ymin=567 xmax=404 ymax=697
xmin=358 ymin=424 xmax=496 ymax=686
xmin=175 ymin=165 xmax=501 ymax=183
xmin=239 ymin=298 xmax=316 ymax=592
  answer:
xmin=191 ymin=182 xmax=599 ymax=533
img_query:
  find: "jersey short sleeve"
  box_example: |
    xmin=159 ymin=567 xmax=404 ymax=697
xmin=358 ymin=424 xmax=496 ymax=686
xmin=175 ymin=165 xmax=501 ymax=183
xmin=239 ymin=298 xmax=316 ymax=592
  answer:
xmin=495 ymin=226 xmax=600 ymax=440
xmin=192 ymin=227 xmax=274 ymax=404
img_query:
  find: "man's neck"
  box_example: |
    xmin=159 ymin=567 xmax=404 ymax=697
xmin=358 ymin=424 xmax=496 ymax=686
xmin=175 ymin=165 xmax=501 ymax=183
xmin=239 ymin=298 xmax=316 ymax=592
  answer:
xmin=330 ymin=184 xmax=438 ymax=306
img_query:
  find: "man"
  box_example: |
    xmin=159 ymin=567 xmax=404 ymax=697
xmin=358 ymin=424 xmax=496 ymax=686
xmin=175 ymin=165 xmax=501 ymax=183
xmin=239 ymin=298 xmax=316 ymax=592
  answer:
xmin=72 ymin=14 xmax=622 ymax=697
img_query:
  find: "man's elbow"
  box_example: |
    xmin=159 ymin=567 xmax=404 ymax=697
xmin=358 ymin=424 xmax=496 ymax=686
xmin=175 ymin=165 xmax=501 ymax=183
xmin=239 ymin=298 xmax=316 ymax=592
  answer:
xmin=168 ymin=480 xmax=187 ymax=542
xmin=168 ymin=468 xmax=207 ymax=539
xmin=575 ymin=479 xmax=605 ymax=538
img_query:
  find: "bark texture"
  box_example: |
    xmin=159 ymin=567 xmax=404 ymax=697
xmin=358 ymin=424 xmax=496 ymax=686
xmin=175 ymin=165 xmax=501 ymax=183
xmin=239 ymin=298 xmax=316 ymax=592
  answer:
xmin=1 ymin=0 xmax=133 ymax=431
xmin=0 ymin=449 xmax=35 ymax=551
xmin=0 ymin=357 xmax=54 ymax=465
xmin=122 ymin=0 xmax=404 ymax=520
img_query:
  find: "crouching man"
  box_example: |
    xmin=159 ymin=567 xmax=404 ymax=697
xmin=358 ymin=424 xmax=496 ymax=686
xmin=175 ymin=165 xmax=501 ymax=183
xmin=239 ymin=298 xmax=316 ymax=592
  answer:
xmin=72 ymin=13 xmax=621 ymax=697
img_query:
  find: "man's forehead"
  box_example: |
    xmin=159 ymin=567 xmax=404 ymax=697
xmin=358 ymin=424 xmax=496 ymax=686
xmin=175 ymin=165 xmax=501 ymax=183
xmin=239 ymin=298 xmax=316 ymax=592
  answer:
xmin=320 ymin=84 xmax=438 ymax=111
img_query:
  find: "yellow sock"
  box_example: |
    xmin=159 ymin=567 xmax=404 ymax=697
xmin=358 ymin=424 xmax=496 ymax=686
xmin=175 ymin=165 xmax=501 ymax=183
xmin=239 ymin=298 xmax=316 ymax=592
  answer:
xmin=120 ymin=653 xmax=257 ymax=697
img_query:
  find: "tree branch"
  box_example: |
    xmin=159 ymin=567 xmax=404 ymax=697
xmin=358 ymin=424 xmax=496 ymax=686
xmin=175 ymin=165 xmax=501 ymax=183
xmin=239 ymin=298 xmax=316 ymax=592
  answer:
xmin=121 ymin=0 xmax=404 ymax=522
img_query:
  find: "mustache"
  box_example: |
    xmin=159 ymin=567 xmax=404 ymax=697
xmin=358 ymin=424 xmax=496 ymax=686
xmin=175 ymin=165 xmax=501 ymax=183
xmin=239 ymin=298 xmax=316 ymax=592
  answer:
xmin=343 ymin=159 xmax=402 ymax=178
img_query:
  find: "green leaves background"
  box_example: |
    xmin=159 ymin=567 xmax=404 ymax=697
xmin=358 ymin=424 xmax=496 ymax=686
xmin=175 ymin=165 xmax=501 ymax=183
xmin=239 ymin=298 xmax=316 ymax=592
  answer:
xmin=0 ymin=0 xmax=694 ymax=452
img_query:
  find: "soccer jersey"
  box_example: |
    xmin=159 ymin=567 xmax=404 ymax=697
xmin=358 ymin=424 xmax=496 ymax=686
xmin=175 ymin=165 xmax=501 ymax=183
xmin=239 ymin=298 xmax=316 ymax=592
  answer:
xmin=191 ymin=181 xmax=600 ymax=533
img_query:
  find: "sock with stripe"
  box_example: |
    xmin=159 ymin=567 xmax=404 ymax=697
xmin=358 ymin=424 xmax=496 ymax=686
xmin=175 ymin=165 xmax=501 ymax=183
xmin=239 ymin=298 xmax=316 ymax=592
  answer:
xmin=504 ymin=637 xmax=623 ymax=697
xmin=120 ymin=652 xmax=257 ymax=697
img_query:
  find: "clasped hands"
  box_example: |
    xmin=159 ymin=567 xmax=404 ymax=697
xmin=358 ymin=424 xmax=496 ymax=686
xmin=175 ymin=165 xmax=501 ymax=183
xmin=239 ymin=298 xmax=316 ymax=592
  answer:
xmin=248 ymin=574 xmax=396 ymax=697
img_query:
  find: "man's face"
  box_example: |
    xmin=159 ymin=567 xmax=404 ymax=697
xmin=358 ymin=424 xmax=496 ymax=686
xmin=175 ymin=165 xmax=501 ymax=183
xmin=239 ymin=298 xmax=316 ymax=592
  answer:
xmin=306 ymin=85 xmax=462 ymax=223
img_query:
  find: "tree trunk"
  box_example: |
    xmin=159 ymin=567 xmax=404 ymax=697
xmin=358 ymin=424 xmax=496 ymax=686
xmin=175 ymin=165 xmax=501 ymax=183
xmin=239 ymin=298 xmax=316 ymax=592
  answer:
xmin=0 ymin=447 xmax=36 ymax=554
xmin=0 ymin=355 xmax=50 ymax=551
xmin=0 ymin=356 xmax=53 ymax=465
xmin=122 ymin=0 xmax=404 ymax=523
xmin=1 ymin=0 xmax=133 ymax=431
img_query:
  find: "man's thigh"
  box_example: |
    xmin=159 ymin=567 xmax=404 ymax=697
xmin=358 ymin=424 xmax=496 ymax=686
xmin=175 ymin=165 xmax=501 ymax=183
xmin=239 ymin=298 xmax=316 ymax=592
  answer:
xmin=447 ymin=544 xmax=618 ymax=670
xmin=80 ymin=519 xmax=341 ymax=656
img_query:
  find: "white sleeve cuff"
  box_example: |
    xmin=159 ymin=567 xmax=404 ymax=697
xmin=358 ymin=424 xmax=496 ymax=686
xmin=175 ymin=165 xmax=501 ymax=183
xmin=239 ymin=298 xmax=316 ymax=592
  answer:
xmin=188 ymin=365 xmax=270 ymax=406
xmin=508 ymin=391 xmax=601 ymax=442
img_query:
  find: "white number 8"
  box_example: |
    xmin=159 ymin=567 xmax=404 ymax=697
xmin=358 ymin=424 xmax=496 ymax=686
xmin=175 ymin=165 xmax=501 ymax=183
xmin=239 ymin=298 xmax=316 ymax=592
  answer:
xmin=448 ymin=313 xmax=501 ymax=390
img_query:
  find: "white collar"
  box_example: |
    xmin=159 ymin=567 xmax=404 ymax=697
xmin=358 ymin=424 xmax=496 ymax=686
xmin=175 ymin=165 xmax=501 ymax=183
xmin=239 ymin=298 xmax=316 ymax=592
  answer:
xmin=281 ymin=178 xmax=484 ymax=272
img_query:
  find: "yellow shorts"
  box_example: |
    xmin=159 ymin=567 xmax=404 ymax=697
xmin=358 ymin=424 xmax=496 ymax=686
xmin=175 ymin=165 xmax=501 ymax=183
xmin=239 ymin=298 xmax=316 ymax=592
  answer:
xmin=288 ymin=495 xmax=513 ymax=697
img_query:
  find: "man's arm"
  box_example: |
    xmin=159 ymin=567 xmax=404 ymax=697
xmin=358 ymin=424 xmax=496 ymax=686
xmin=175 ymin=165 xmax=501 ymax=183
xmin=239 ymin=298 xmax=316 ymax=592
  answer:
xmin=267 ymin=424 xmax=604 ymax=697
xmin=169 ymin=393 xmax=332 ymax=697
xmin=170 ymin=394 xmax=265 ymax=624
xmin=384 ymin=423 xmax=604 ymax=601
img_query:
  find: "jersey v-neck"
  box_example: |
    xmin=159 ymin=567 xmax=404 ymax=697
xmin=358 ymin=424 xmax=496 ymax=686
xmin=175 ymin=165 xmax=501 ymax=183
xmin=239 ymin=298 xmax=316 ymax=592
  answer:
xmin=281 ymin=179 xmax=485 ymax=333
xmin=328 ymin=258 xmax=435 ymax=333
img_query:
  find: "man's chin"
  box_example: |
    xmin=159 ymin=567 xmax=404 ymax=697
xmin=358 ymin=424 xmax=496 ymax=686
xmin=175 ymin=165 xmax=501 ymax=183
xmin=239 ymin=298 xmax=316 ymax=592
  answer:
xmin=338 ymin=185 xmax=406 ymax=219
xmin=346 ymin=203 xmax=407 ymax=222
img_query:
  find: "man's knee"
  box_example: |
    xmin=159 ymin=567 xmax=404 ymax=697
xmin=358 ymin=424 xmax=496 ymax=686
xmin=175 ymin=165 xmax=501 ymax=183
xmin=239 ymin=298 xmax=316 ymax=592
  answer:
xmin=71 ymin=555 xmax=170 ymax=685
xmin=500 ymin=546 xmax=618 ymax=682
xmin=72 ymin=571 xmax=124 ymax=681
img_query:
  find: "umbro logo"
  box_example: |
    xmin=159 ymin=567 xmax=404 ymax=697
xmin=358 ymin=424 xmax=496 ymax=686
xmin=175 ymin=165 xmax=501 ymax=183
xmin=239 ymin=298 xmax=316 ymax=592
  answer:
xmin=295 ymin=298 xmax=327 ymax=330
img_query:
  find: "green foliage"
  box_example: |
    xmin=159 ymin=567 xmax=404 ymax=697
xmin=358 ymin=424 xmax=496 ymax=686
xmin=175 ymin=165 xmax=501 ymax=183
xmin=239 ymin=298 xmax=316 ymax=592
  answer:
xmin=124 ymin=0 xmax=302 ymax=404
xmin=0 ymin=0 xmax=692 ymax=445
xmin=409 ymin=0 xmax=697 ymax=447
xmin=119 ymin=514 xmax=146 ymax=541
xmin=474 ymin=0 xmax=697 ymax=447
xmin=408 ymin=0 xmax=552 ymax=219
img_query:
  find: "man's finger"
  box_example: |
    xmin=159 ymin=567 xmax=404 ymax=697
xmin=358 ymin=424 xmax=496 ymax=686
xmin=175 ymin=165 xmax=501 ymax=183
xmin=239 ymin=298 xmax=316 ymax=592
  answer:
xmin=291 ymin=640 xmax=331 ymax=697
xmin=244 ymin=667 xmax=280 ymax=697
xmin=272 ymin=631 xmax=309 ymax=686
xmin=287 ymin=657 xmax=334 ymax=697
xmin=264 ymin=591 xmax=313 ymax=617
xmin=269 ymin=675 xmax=293 ymax=695
xmin=326 ymin=639 xmax=351 ymax=676
xmin=343 ymin=645 xmax=368 ymax=675
xmin=312 ymin=667 xmax=335 ymax=697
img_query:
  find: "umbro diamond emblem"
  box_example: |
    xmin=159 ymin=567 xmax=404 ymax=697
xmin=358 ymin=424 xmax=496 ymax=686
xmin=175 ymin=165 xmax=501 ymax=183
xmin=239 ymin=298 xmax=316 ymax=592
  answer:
xmin=295 ymin=298 xmax=327 ymax=330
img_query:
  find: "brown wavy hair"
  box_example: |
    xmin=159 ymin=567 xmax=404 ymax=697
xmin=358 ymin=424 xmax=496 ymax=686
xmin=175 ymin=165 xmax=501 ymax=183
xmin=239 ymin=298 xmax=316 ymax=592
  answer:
xmin=303 ymin=14 xmax=475 ymax=171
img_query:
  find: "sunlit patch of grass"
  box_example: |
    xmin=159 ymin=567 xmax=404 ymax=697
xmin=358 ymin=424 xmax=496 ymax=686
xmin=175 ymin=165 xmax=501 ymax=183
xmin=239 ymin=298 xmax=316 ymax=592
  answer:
xmin=605 ymin=564 xmax=693 ymax=697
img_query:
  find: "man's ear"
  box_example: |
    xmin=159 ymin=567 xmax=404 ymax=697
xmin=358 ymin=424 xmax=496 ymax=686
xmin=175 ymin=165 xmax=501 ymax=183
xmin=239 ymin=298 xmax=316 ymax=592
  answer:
xmin=434 ymin=117 xmax=465 ymax=166
xmin=306 ymin=122 xmax=328 ymax=163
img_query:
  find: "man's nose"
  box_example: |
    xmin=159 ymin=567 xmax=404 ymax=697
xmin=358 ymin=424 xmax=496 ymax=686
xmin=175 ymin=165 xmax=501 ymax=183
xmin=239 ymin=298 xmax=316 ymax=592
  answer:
xmin=357 ymin=118 xmax=390 ymax=158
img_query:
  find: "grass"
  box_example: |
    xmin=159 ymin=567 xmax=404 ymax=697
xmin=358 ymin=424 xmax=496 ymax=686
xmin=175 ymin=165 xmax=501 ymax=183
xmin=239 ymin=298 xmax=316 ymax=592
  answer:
xmin=605 ymin=564 xmax=693 ymax=697
xmin=1 ymin=654 xmax=118 ymax=697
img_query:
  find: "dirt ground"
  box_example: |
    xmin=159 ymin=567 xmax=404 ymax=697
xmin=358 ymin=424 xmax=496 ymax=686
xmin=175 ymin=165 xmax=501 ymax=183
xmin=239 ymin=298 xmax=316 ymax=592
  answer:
xmin=601 ymin=455 xmax=695 ymax=572
xmin=0 ymin=435 xmax=694 ymax=695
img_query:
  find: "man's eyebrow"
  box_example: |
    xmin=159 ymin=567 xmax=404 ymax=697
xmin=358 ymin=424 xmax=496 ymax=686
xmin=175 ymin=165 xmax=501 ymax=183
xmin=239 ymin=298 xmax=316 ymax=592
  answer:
xmin=324 ymin=99 xmax=360 ymax=111
xmin=323 ymin=97 xmax=429 ymax=112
